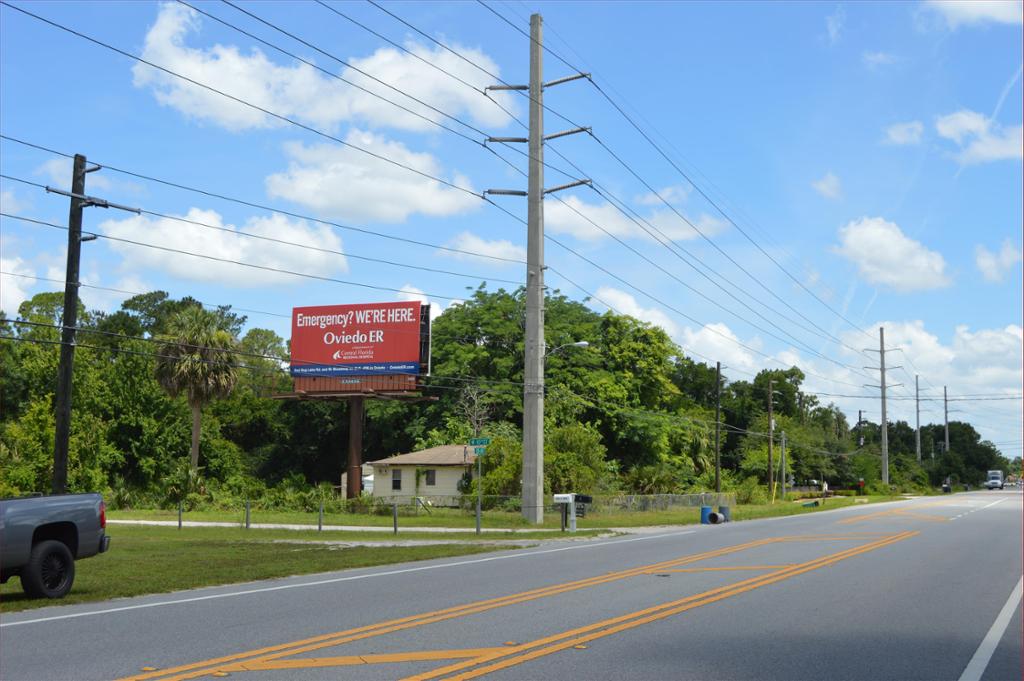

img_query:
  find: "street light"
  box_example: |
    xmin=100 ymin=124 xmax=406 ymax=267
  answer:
xmin=546 ymin=340 xmax=589 ymax=358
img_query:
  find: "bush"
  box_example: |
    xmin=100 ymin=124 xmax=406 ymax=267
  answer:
xmin=735 ymin=476 xmax=768 ymax=505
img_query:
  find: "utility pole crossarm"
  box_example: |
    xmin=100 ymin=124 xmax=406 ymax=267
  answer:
xmin=44 ymin=186 xmax=141 ymax=214
xmin=544 ymin=72 xmax=590 ymax=88
xmin=544 ymin=179 xmax=592 ymax=195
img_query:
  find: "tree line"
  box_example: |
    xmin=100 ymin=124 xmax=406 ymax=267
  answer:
xmin=0 ymin=286 xmax=1015 ymax=507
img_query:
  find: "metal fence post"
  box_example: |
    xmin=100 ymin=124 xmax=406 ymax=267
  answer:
xmin=245 ymin=500 xmax=250 ymax=529
xmin=393 ymin=502 xmax=398 ymax=535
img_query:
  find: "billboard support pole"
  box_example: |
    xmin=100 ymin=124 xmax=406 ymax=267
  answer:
xmin=346 ymin=397 xmax=365 ymax=499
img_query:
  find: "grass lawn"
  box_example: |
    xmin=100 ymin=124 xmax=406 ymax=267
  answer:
xmin=109 ymin=495 xmax=902 ymax=530
xmin=0 ymin=525 xmax=510 ymax=613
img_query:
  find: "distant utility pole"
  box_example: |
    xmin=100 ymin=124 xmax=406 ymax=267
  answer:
xmin=767 ymin=379 xmax=775 ymax=498
xmin=48 ymin=155 xmax=138 ymax=494
xmin=484 ymin=14 xmax=590 ymax=524
xmin=944 ymin=385 xmax=950 ymax=455
xmin=864 ymin=327 xmax=901 ymax=486
xmin=915 ymin=375 xmax=921 ymax=463
xmin=780 ymin=431 xmax=787 ymax=500
xmin=715 ymin=361 xmax=721 ymax=494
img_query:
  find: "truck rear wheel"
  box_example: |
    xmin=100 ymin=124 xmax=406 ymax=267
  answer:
xmin=22 ymin=540 xmax=75 ymax=599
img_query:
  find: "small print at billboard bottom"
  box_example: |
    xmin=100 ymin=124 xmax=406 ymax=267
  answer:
xmin=290 ymin=301 xmax=423 ymax=377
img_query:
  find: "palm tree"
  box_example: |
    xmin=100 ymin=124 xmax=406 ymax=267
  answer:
xmin=155 ymin=306 xmax=238 ymax=471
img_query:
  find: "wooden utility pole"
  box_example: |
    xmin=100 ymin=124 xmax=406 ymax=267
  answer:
xmin=52 ymin=155 xmax=87 ymax=495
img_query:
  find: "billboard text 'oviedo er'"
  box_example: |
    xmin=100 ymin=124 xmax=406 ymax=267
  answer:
xmin=290 ymin=301 xmax=430 ymax=377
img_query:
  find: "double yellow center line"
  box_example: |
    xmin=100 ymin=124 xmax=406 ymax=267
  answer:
xmin=121 ymin=531 xmax=916 ymax=681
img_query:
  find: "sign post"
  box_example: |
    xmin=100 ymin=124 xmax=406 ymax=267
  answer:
xmin=469 ymin=438 xmax=490 ymax=534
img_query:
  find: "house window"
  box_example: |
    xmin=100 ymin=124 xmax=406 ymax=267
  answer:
xmin=392 ymin=469 xmax=402 ymax=491
xmin=425 ymin=469 xmax=436 ymax=486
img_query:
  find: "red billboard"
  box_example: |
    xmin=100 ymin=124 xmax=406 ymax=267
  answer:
xmin=290 ymin=301 xmax=427 ymax=377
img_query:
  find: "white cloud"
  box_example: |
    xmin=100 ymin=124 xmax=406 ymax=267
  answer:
xmin=834 ymin=217 xmax=950 ymax=292
xmin=438 ymin=232 xmax=526 ymax=265
xmin=636 ymin=184 xmax=692 ymax=206
xmin=396 ymin=285 xmax=451 ymax=320
xmin=545 ymin=195 xmax=728 ymax=242
xmin=924 ymin=1 xmax=1023 ymax=28
xmin=99 ymin=208 xmax=346 ymax=286
xmin=826 ymin=5 xmax=846 ymax=44
xmin=975 ymin=241 xmax=1023 ymax=282
xmin=265 ymin=134 xmax=479 ymax=223
xmin=0 ymin=189 xmax=29 ymax=214
xmin=0 ymin=255 xmax=34 ymax=315
xmin=590 ymin=286 xmax=680 ymax=338
xmin=935 ymin=110 xmax=1023 ymax=164
xmin=862 ymin=51 xmax=897 ymax=68
xmin=680 ymin=322 xmax=762 ymax=375
xmin=884 ymin=120 xmax=924 ymax=145
xmin=811 ymin=172 xmax=842 ymax=199
xmin=133 ymin=3 xmax=514 ymax=132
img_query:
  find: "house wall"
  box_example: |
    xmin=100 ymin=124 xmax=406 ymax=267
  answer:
xmin=371 ymin=464 xmax=469 ymax=499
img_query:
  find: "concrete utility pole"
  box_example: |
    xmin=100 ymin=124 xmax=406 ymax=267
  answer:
xmin=857 ymin=409 xmax=863 ymax=446
xmin=915 ymin=375 xmax=921 ymax=463
xmin=521 ymin=13 xmax=546 ymax=524
xmin=715 ymin=361 xmax=721 ymax=494
xmin=944 ymin=385 xmax=950 ymax=455
xmin=864 ymin=327 xmax=901 ymax=486
xmin=52 ymin=154 xmax=87 ymax=495
xmin=485 ymin=14 xmax=589 ymax=523
xmin=767 ymin=379 xmax=775 ymax=498
xmin=879 ymin=328 xmax=889 ymax=486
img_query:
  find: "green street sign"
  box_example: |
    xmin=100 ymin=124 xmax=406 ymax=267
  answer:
xmin=473 ymin=447 xmax=488 ymax=455
xmin=469 ymin=438 xmax=491 ymax=446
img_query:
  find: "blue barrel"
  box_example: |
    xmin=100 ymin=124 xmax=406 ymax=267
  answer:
xmin=718 ymin=505 xmax=731 ymax=522
xmin=700 ymin=505 xmax=712 ymax=524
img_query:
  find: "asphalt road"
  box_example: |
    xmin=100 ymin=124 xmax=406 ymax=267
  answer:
xmin=2 ymin=491 xmax=1021 ymax=681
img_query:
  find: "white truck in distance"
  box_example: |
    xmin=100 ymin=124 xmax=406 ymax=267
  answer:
xmin=984 ymin=470 xmax=1004 ymax=490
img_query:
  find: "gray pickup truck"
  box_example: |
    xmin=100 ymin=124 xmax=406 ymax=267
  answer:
xmin=0 ymin=493 xmax=111 ymax=598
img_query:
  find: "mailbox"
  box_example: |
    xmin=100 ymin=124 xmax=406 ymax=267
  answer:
xmin=575 ymin=494 xmax=593 ymax=504
xmin=553 ymin=493 xmax=576 ymax=532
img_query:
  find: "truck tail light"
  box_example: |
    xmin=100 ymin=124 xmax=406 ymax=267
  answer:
xmin=99 ymin=500 xmax=107 ymax=529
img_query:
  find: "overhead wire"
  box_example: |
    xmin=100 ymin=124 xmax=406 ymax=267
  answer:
xmin=0 ymin=6 xmax=920 ymax=391
xmin=477 ymin=0 xmax=879 ymax=345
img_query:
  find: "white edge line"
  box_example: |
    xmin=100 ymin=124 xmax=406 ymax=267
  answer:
xmin=957 ymin=576 xmax=1023 ymax=681
xmin=0 ymin=530 xmax=693 ymax=628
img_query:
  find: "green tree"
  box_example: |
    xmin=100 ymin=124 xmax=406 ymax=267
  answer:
xmin=154 ymin=307 xmax=239 ymax=471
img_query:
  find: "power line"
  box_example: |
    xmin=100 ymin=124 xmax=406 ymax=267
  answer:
xmin=2 ymin=212 xmax=471 ymax=301
xmin=346 ymin=4 xmax=875 ymax=381
xmin=477 ymin=1 xmax=877 ymax=343
xmin=0 ymin=2 xmax=486 ymax=201
xmin=0 ymin=134 xmax=526 ymax=265
xmin=1 ymin=173 xmax=525 ymax=286
xmin=0 ymin=4 xmax=889 ymax=391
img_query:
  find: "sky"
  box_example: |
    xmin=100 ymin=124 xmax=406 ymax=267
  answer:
xmin=1 ymin=0 xmax=1021 ymax=457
